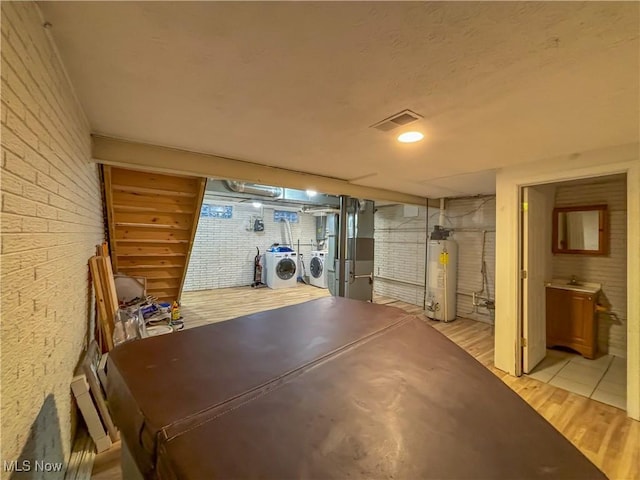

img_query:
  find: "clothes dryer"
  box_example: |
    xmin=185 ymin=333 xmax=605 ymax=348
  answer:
xmin=309 ymin=250 xmax=328 ymax=288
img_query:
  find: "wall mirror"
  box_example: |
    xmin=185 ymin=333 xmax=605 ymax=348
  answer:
xmin=552 ymin=204 xmax=608 ymax=255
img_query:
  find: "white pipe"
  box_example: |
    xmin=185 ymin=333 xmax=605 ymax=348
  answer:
xmin=438 ymin=198 xmax=445 ymax=226
xmin=288 ymin=223 xmax=294 ymax=248
xmin=300 ymin=207 xmax=341 ymax=216
xmin=443 ymin=247 xmax=448 ymax=321
xmin=266 ymin=205 xmax=300 ymax=213
xmin=450 ymin=228 xmax=496 ymax=232
xmin=283 ymin=219 xmax=294 ymax=248
xmin=472 ymin=230 xmax=489 ymax=302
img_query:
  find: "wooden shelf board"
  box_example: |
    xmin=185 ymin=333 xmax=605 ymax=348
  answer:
xmin=117 ymin=253 xmax=186 ymax=257
xmin=115 ymin=239 xmax=189 ymax=244
xmin=147 ymin=287 xmax=179 ymax=293
xmin=115 ymin=222 xmax=191 ymax=230
xmin=111 ymin=184 xmax=196 ymax=198
xmin=113 ymin=204 xmax=194 ymax=214
xmin=118 ymin=264 xmax=184 ymax=269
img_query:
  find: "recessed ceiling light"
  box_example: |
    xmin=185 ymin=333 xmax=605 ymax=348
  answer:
xmin=306 ymin=190 xmax=317 ymax=197
xmin=252 ymin=201 xmax=262 ymax=208
xmin=397 ymin=131 xmax=424 ymax=143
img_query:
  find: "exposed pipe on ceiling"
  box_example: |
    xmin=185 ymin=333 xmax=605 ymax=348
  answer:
xmin=300 ymin=206 xmax=341 ymax=215
xmin=223 ymin=180 xmax=282 ymax=198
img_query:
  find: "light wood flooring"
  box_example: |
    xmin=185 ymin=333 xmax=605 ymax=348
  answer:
xmin=92 ymin=286 xmax=639 ymax=480
xmin=180 ymin=284 xmax=331 ymax=329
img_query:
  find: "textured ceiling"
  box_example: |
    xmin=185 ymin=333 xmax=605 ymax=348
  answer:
xmin=40 ymin=2 xmax=639 ymax=197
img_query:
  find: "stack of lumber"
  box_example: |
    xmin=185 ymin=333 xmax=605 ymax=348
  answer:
xmin=89 ymin=243 xmax=119 ymax=352
xmin=70 ymin=341 xmax=119 ymax=457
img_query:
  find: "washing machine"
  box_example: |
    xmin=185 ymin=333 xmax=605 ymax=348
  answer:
xmin=309 ymin=250 xmax=328 ymax=288
xmin=265 ymin=249 xmax=298 ymax=289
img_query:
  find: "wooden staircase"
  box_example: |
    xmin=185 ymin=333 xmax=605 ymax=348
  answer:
xmin=102 ymin=166 xmax=205 ymax=303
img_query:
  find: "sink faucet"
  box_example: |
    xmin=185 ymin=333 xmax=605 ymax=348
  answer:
xmin=570 ymin=275 xmax=578 ymax=285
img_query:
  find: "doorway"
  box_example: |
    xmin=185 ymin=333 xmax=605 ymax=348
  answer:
xmin=520 ymin=174 xmax=628 ymax=411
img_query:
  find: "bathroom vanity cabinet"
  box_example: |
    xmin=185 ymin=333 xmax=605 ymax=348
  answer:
xmin=546 ymin=286 xmax=598 ymax=359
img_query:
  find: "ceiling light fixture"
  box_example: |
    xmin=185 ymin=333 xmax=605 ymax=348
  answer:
xmin=306 ymin=190 xmax=317 ymax=197
xmin=397 ymin=131 xmax=424 ymax=143
xmin=252 ymin=201 xmax=262 ymax=208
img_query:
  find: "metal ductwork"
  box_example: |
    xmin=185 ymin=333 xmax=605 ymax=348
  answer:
xmin=223 ymin=180 xmax=282 ymax=198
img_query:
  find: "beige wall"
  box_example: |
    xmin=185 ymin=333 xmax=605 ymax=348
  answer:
xmin=495 ymin=143 xmax=639 ymax=419
xmin=552 ymin=176 xmax=627 ymax=357
xmin=1 ymin=1 xmax=104 ymax=474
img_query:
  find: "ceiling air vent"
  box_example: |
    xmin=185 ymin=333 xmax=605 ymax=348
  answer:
xmin=370 ymin=109 xmax=423 ymax=132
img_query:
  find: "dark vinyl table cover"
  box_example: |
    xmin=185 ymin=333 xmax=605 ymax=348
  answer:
xmin=107 ymin=296 xmax=606 ymax=479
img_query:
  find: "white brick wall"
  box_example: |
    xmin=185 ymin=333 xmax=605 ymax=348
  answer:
xmin=1 ymin=2 xmax=103 ymax=476
xmin=444 ymin=196 xmax=497 ymax=324
xmin=373 ymin=199 xmax=497 ymax=321
xmin=552 ymin=176 xmax=627 ymax=357
xmin=373 ymin=205 xmax=428 ymax=306
xmin=184 ymin=200 xmax=317 ymax=290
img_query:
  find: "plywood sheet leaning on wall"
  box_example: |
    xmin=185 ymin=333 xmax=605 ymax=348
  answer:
xmin=102 ymin=166 xmax=206 ymax=303
xmin=89 ymin=256 xmax=115 ymax=351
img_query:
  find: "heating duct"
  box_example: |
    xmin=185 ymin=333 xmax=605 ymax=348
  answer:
xmin=223 ymin=180 xmax=282 ymax=198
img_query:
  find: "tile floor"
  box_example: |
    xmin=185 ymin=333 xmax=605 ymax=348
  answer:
xmin=526 ymin=349 xmax=627 ymax=410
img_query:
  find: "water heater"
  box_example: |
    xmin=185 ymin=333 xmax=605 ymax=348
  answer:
xmin=425 ymin=229 xmax=458 ymax=322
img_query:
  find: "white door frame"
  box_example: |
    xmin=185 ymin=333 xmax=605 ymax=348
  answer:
xmin=494 ymin=143 xmax=639 ymax=420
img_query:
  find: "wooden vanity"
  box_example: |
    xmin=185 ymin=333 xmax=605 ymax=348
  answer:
xmin=545 ymin=283 xmax=599 ymax=359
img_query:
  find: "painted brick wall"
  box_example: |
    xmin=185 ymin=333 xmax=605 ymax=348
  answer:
xmin=552 ymin=176 xmax=627 ymax=357
xmin=373 ymin=205 xmax=428 ymax=306
xmin=373 ymin=199 xmax=497 ymax=321
xmin=1 ymin=2 xmax=104 ymax=476
xmin=184 ymin=199 xmax=318 ymax=290
xmin=444 ymin=196 xmax=497 ymax=324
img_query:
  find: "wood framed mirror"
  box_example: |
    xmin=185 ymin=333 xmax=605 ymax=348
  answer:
xmin=552 ymin=204 xmax=608 ymax=255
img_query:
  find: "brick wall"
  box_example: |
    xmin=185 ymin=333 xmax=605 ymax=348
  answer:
xmin=373 ymin=205 xmax=428 ymax=306
xmin=373 ymin=199 xmax=497 ymax=322
xmin=1 ymin=2 xmax=104 ymax=476
xmin=184 ymin=200 xmax=317 ymax=290
xmin=552 ymin=176 xmax=627 ymax=357
xmin=444 ymin=196 xmax=497 ymax=324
